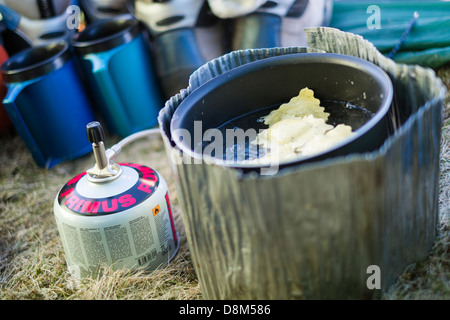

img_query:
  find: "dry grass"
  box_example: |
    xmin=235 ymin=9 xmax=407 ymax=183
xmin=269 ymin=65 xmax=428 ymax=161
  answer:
xmin=0 ymin=65 xmax=449 ymax=300
xmin=0 ymin=136 xmax=201 ymax=300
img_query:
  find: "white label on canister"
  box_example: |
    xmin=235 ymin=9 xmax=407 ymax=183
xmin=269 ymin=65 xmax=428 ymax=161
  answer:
xmin=54 ymin=164 xmax=178 ymax=278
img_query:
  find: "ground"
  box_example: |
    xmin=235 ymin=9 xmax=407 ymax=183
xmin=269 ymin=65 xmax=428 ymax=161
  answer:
xmin=0 ymin=64 xmax=449 ymax=300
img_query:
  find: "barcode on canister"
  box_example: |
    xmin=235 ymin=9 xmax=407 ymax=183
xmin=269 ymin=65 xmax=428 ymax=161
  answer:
xmin=137 ymin=249 xmax=158 ymax=266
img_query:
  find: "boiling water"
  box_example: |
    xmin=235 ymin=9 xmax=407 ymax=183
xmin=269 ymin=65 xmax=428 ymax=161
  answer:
xmin=198 ymin=100 xmax=375 ymax=162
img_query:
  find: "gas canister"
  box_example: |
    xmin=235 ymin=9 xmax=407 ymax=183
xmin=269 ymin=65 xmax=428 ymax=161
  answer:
xmin=53 ymin=122 xmax=178 ymax=278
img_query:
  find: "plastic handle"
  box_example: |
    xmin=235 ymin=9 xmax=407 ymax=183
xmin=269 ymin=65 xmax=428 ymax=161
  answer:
xmin=0 ymin=4 xmax=21 ymax=31
xmin=85 ymin=51 xmax=131 ymax=132
xmin=2 ymin=81 xmax=46 ymax=166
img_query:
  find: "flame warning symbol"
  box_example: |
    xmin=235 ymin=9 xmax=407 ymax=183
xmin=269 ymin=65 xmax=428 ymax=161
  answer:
xmin=152 ymin=205 xmax=161 ymax=216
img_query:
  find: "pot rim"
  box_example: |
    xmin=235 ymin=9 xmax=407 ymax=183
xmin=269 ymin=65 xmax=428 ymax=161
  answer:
xmin=0 ymin=41 xmax=71 ymax=83
xmin=71 ymin=14 xmax=141 ymax=55
xmin=170 ymin=52 xmax=394 ymax=169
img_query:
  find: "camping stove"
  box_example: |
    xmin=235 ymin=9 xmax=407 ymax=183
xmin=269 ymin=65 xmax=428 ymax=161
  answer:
xmin=53 ymin=121 xmax=178 ymax=278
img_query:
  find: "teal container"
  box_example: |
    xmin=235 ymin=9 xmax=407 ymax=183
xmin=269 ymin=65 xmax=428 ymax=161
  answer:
xmin=71 ymin=14 xmax=163 ymax=137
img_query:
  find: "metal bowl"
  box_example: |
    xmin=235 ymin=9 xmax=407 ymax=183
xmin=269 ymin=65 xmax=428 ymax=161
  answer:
xmin=170 ymin=53 xmax=394 ymax=170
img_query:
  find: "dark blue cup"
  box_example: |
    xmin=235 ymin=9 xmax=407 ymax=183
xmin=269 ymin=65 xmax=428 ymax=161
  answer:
xmin=1 ymin=41 xmax=96 ymax=168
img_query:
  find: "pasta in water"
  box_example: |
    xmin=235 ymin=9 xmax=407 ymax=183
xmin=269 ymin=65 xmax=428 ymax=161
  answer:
xmin=252 ymin=88 xmax=354 ymax=163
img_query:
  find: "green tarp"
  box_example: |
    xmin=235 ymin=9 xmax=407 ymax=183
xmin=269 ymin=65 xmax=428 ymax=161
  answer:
xmin=330 ymin=1 xmax=450 ymax=68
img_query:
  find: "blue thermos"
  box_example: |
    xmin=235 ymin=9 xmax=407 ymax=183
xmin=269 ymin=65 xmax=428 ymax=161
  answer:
xmin=1 ymin=41 xmax=96 ymax=168
xmin=71 ymin=14 xmax=164 ymax=138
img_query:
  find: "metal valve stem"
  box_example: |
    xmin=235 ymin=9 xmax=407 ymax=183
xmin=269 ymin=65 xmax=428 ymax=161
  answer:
xmin=86 ymin=121 xmax=122 ymax=182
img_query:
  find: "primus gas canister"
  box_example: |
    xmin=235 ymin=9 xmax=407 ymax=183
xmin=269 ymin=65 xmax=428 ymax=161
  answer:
xmin=53 ymin=122 xmax=178 ymax=278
